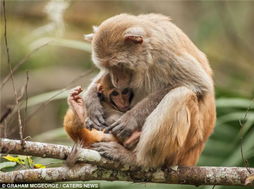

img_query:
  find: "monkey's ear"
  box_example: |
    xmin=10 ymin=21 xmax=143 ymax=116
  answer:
xmin=83 ymin=25 xmax=98 ymax=42
xmin=92 ymin=25 xmax=98 ymax=32
xmin=83 ymin=33 xmax=94 ymax=42
xmin=97 ymin=84 xmax=103 ymax=93
xmin=97 ymin=84 xmax=104 ymax=101
xmin=124 ymin=27 xmax=144 ymax=44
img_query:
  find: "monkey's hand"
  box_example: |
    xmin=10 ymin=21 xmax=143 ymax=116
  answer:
xmin=68 ymin=86 xmax=85 ymax=123
xmin=105 ymin=112 xmax=139 ymax=144
xmin=83 ymin=84 xmax=107 ymax=130
xmin=105 ymin=86 xmax=175 ymax=144
xmin=91 ymin=142 xmax=135 ymax=164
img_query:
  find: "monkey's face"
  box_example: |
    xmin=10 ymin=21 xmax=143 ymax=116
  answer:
xmin=109 ymin=88 xmax=134 ymax=112
xmin=84 ymin=14 xmax=154 ymax=89
xmin=108 ymin=65 xmax=133 ymax=89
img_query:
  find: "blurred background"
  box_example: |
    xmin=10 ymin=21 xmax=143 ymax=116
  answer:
xmin=1 ymin=1 xmax=254 ymax=189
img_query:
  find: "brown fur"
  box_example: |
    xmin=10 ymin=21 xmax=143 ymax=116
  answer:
xmin=64 ymin=75 xmax=140 ymax=148
xmin=84 ymin=13 xmax=216 ymax=167
xmin=64 ymin=109 xmax=109 ymax=147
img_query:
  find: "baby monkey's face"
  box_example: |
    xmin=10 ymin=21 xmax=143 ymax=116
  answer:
xmin=109 ymin=88 xmax=134 ymax=112
xmin=98 ymin=87 xmax=134 ymax=113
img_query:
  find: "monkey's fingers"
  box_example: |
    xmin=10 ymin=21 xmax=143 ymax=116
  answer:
xmin=91 ymin=142 xmax=111 ymax=149
xmin=93 ymin=117 xmax=104 ymax=129
xmin=70 ymin=86 xmax=83 ymax=95
xmin=90 ymin=113 xmax=107 ymax=128
xmin=96 ymin=114 xmax=107 ymax=126
xmin=76 ymin=98 xmax=84 ymax=104
xmin=113 ymin=125 xmax=133 ymax=142
xmin=104 ymin=120 xmax=120 ymax=133
xmin=85 ymin=118 xmax=106 ymax=131
xmin=85 ymin=118 xmax=97 ymax=130
xmin=123 ymin=131 xmax=141 ymax=149
xmin=91 ymin=144 xmax=113 ymax=160
xmin=91 ymin=142 xmax=121 ymax=161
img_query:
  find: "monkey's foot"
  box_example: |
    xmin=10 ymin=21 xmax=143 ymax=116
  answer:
xmin=91 ymin=142 xmax=135 ymax=164
xmin=68 ymin=86 xmax=85 ymax=123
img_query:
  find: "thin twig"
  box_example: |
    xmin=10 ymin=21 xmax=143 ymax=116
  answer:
xmin=0 ymin=106 xmax=12 ymax=124
xmin=25 ymin=69 xmax=95 ymax=122
xmin=23 ymin=71 xmax=29 ymax=128
xmin=239 ymin=98 xmax=254 ymax=175
xmin=0 ymin=43 xmax=49 ymax=90
xmin=2 ymin=0 xmax=24 ymax=146
xmin=4 ymin=120 xmax=7 ymax=138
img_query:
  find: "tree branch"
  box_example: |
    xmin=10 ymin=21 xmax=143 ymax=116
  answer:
xmin=0 ymin=138 xmax=253 ymax=186
xmin=0 ymin=163 xmax=253 ymax=186
xmin=0 ymin=138 xmax=126 ymax=170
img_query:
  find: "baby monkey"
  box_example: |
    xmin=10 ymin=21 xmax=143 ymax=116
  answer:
xmin=64 ymin=74 xmax=139 ymax=148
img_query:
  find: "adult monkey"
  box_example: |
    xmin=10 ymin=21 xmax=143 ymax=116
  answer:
xmin=83 ymin=14 xmax=216 ymax=167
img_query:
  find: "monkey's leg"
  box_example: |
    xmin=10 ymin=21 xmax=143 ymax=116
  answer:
xmin=64 ymin=87 xmax=87 ymax=144
xmin=135 ymin=86 xmax=204 ymax=167
xmin=63 ymin=109 xmax=83 ymax=143
xmin=91 ymin=142 xmax=136 ymax=165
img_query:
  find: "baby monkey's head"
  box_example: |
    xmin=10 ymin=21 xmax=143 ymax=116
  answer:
xmin=97 ymin=74 xmax=134 ymax=112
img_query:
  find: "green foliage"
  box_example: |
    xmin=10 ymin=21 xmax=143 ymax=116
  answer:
xmin=1 ymin=155 xmax=46 ymax=171
xmin=22 ymin=89 xmax=69 ymax=109
xmin=0 ymin=162 xmax=16 ymax=171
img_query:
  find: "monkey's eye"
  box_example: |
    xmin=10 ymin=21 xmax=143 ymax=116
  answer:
xmin=111 ymin=91 xmax=119 ymax=96
xmin=122 ymin=88 xmax=130 ymax=95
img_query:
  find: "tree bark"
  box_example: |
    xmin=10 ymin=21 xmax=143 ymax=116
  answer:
xmin=0 ymin=138 xmax=253 ymax=186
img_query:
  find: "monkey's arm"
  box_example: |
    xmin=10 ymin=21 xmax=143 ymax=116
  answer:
xmin=106 ymin=86 xmax=176 ymax=143
xmin=64 ymin=87 xmax=89 ymax=144
xmin=83 ymin=71 xmax=107 ymax=130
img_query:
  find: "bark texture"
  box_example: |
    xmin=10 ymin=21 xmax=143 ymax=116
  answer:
xmin=0 ymin=138 xmax=253 ymax=186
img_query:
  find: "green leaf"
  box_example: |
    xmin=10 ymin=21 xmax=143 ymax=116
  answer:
xmin=216 ymin=98 xmax=253 ymax=108
xmin=218 ymin=112 xmax=254 ymax=124
xmin=0 ymin=162 xmax=17 ymax=170
xmin=222 ymin=130 xmax=254 ymax=166
xmin=26 ymin=156 xmax=34 ymax=167
xmin=21 ymin=89 xmax=69 ymax=109
xmin=3 ymin=155 xmax=25 ymax=165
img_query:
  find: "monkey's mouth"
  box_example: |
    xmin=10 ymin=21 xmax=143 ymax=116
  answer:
xmin=111 ymin=101 xmax=130 ymax=113
xmin=117 ymin=106 xmax=131 ymax=113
